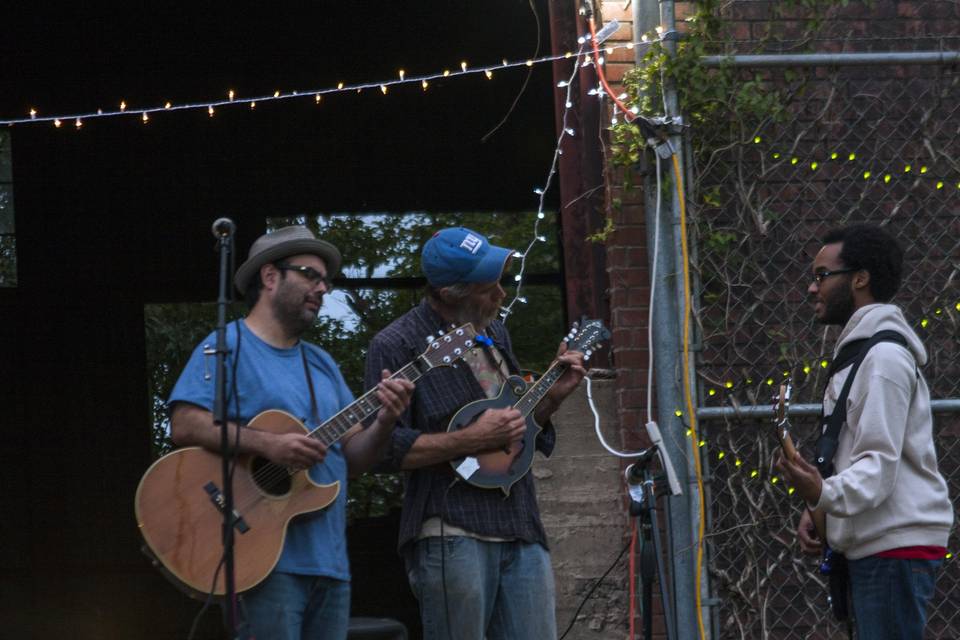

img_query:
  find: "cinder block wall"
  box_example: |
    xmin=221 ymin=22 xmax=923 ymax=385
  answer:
xmin=538 ymin=377 xmax=630 ymax=639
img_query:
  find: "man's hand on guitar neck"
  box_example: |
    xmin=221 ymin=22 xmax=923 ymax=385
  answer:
xmin=533 ymin=342 xmax=587 ymax=426
xmin=775 ymin=451 xmax=824 ymax=507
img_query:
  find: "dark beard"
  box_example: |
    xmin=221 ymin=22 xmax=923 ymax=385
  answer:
xmin=818 ymin=286 xmax=855 ymax=325
xmin=454 ymin=297 xmax=501 ymax=331
xmin=273 ymin=282 xmax=319 ymax=337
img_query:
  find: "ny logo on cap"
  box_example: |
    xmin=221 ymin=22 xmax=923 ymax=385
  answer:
xmin=459 ymin=234 xmax=483 ymax=254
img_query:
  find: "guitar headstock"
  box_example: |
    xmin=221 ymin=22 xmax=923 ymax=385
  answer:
xmin=772 ymin=378 xmax=798 ymax=459
xmin=563 ymin=316 xmax=611 ymax=361
xmin=421 ymin=323 xmax=478 ymax=367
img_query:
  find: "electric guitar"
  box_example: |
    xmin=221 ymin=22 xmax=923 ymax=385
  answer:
xmin=135 ymin=323 xmax=477 ymax=597
xmin=447 ymin=317 xmax=609 ymax=495
xmin=773 ymin=382 xmax=846 ymax=619
xmin=773 ymin=380 xmax=826 ymax=538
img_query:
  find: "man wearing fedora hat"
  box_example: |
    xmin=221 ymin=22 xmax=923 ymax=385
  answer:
xmin=364 ymin=226 xmax=586 ymax=640
xmin=168 ymin=225 xmax=414 ymax=640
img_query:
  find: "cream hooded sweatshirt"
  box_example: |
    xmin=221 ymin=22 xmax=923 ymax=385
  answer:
xmin=814 ymin=303 xmax=954 ymax=559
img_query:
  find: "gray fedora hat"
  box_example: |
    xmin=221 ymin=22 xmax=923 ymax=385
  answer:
xmin=234 ymin=225 xmax=342 ymax=292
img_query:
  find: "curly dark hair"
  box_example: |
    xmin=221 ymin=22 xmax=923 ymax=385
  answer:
xmin=822 ymin=224 xmax=903 ymax=302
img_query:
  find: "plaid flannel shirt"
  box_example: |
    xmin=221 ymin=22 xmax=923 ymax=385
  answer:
xmin=364 ymin=299 xmax=556 ymax=554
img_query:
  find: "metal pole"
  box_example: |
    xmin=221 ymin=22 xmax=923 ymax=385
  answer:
xmin=655 ymin=0 xmax=704 ymax=637
xmin=701 ymin=51 xmax=960 ymax=67
xmin=697 ymin=398 xmax=960 ymax=420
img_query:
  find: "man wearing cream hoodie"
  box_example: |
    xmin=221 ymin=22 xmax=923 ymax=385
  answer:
xmin=779 ymin=224 xmax=953 ymax=639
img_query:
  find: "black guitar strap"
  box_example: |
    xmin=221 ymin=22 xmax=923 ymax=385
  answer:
xmin=300 ymin=345 xmax=321 ymax=427
xmin=815 ymin=329 xmax=908 ymax=477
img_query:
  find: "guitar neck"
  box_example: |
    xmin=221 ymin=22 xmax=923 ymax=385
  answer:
xmin=306 ymin=357 xmax=429 ymax=445
xmin=515 ymin=361 xmax=568 ymax=418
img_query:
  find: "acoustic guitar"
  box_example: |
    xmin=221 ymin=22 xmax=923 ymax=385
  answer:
xmin=135 ymin=323 xmax=477 ymax=597
xmin=447 ymin=317 xmax=609 ymax=495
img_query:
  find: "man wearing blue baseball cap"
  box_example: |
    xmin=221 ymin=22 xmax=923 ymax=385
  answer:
xmin=364 ymin=226 xmax=586 ymax=640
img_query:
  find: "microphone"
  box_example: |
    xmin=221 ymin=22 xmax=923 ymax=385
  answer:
xmin=211 ymin=217 xmax=236 ymax=238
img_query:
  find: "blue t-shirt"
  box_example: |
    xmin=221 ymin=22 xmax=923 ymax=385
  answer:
xmin=168 ymin=319 xmax=355 ymax=581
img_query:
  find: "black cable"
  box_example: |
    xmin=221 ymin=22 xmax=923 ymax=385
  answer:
xmin=439 ymin=477 xmax=460 ymax=640
xmin=558 ymin=537 xmax=633 ymax=640
xmin=187 ymin=557 xmax=226 ymax=640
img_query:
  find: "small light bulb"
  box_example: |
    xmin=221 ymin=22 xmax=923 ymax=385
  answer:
xmin=514 ymin=275 xmax=522 ymax=282
xmin=626 ymin=42 xmax=634 ymax=49
xmin=228 ymin=90 xmax=235 ymax=101
xmin=513 ymin=251 xmax=524 ymax=258
xmin=250 ymin=101 xmax=256 ymax=109
xmin=29 ymin=108 xmax=37 ymax=118
xmin=443 ymin=69 xmax=450 ymax=77
xmin=315 ymin=94 xmax=321 ymax=103
xmin=54 ymin=119 xmax=62 ymax=128
xmin=533 ymin=187 xmax=544 ymax=195
xmin=460 ymin=61 xmax=468 ymax=72
xmin=164 ymin=101 xmax=172 ymax=109
xmin=641 ymin=34 xmax=649 ymax=42
xmin=380 ymin=85 xmax=388 ymax=95
xmin=605 ymin=46 xmax=613 ymax=55
xmin=537 ymin=235 xmax=546 ymax=242
xmin=564 ymin=51 xmax=572 ymax=58
xmin=141 ymin=112 xmax=149 ymax=123
xmin=74 ymin=118 xmax=82 ymax=129
xmin=565 ymin=101 xmax=572 ymax=108
xmin=564 ymin=127 xmax=575 ymax=135
xmin=274 ymin=90 xmax=280 ymax=98
xmin=525 ymin=59 xmax=533 ymax=67
xmin=655 ymin=26 xmax=664 ymax=34
xmin=422 ymin=80 xmax=429 ymax=90
xmin=120 ymin=101 xmax=127 ymax=111
xmin=97 ymin=108 xmax=103 ymax=115
xmin=208 ymin=105 xmax=215 ymax=117
xmin=577 ymin=36 xmax=586 ymax=45
xmin=398 ymin=69 xmax=405 ymax=80
xmin=537 ymin=212 xmax=545 ymax=219
xmin=337 ymin=82 xmax=344 ymax=90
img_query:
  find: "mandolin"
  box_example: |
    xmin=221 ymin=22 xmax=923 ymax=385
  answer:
xmin=447 ymin=317 xmax=609 ymax=495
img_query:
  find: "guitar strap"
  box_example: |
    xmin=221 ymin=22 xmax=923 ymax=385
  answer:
xmin=300 ymin=345 xmax=321 ymax=427
xmin=815 ymin=329 xmax=908 ymax=629
xmin=815 ymin=330 xmax=908 ymax=477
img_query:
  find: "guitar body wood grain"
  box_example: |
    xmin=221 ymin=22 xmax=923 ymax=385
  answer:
xmin=135 ymin=409 xmax=339 ymax=596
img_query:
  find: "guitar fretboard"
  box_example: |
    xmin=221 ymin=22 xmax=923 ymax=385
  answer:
xmin=307 ymin=358 xmax=427 ymax=446
xmin=515 ymin=362 xmax=567 ymax=418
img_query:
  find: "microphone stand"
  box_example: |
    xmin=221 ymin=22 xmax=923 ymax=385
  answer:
xmin=626 ymin=449 xmax=677 ymax=640
xmin=211 ymin=220 xmax=239 ymax=638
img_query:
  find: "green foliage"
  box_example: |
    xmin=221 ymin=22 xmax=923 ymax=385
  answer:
xmin=145 ymin=211 xmax=565 ymax=521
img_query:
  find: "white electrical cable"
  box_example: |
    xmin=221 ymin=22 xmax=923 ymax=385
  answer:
xmin=585 ymin=376 xmax=648 ymax=458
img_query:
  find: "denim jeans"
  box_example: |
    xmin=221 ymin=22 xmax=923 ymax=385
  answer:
xmin=407 ymin=536 xmax=557 ymax=640
xmin=848 ymin=555 xmax=941 ymax=640
xmin=238 ymin=571 xmax=351 ymax=640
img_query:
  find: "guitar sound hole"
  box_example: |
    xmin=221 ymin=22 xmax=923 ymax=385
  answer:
xmin=251 ymin=457 xmax=292 ymax=496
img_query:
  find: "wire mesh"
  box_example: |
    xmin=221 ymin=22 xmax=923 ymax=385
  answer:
xmin=690 ymin=58 xmax=960 ymax=639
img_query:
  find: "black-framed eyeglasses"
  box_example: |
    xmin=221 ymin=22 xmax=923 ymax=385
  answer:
xmin=812 ymin=267 xmax=859 ymax=285
xmin=276 ymin=263 xmax=334 ymax=291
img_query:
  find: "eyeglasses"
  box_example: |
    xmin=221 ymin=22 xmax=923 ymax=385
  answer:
xmin=276 ymin=263 xmax=334 ymax=291
xmin=812 ymin=267 xmax=859 ymax=285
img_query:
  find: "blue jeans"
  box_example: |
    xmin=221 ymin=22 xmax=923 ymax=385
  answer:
xmin=238 ymin=572 xmax=351 ymax=640
xmin=848 ymin=556 xmax=941 ymax=640
xmin=407 ymin=537 xmax=557 ymax=640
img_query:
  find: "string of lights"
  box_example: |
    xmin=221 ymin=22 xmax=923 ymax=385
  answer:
xmin=1 ymin=38 xmax=652 ymax=129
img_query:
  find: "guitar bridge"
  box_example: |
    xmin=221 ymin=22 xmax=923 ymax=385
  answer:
xmin=203 ymin=482 xmax=251 ymax=533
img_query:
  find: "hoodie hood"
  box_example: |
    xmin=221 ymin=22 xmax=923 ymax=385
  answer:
xmin=835 ymin=303 xmax=927 ymax=366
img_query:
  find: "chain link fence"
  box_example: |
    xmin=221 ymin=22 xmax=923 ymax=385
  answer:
xmin=689 ymin=48 xmax=960 ymax=638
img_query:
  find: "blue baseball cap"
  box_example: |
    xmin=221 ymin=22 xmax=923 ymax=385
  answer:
xmin=421 ymin=227 xmax=514 ymax=287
